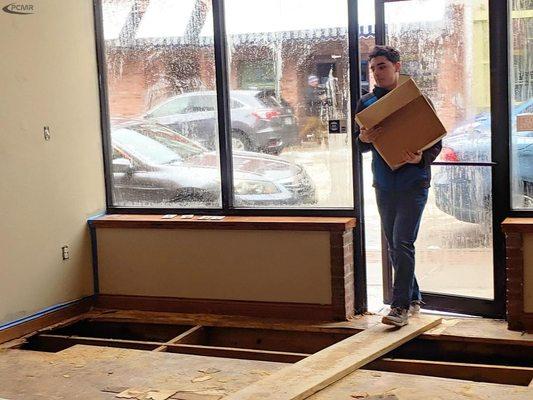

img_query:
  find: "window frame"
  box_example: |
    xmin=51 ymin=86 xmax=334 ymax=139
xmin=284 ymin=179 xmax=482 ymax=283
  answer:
xmin=92 ymin=0 xmax=364 ymax=218
xmin=92 ymin=0 xmax=367 ymax=315
xmin=92 ymin=0 xmax=531 ymax=319
xmin=509 ymin=1 xmax=533 ymax=215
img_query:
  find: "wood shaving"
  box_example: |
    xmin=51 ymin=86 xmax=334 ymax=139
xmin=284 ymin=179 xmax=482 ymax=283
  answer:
xmin=191 ymin=375 xmax=213 ymax=383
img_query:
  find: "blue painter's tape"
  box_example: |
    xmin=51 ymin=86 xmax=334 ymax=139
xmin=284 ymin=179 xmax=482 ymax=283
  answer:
xmin=0 ymin=297 xmax=89 ymax=331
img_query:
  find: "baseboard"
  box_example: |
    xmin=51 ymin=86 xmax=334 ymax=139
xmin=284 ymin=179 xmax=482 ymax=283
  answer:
xmin=95 ymin=294 xmax=336 ymax=321
xmin=0 ymin=296 xmax=94 ymax=344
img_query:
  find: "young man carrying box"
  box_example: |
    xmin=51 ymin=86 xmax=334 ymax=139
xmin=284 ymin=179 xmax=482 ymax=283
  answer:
xmin=356 ymin=46 xmax=443 ymax=327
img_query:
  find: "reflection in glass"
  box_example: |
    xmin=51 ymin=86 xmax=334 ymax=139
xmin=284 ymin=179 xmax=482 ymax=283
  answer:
xmin=510 ymin=0 xmax=533 ymax=210
xmin=422 ymin=165 xmax=493 ymax=299
xmin=386 ymin=0 xmax=491 ymax=164
xmin=102 ymin=0 xmax=222 ymax=208
xmin=224 ymin=0 xmax=354 ymax=208
xmin=384 ymin=0 xmax=494 ymax=300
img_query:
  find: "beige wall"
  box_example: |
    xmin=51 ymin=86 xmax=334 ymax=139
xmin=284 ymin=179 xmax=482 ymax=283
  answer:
xmin=0 ymin=1 xmax=105 ymax=325
xmin=97 ymin=229 xmax=332 ymax=304
xmin=524 ymin=234 xmax=533 ymax=313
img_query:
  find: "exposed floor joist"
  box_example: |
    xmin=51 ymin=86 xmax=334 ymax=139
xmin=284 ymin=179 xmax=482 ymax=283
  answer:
xmin=226 ymin=315 xmax=441 ymax=400
xmin=2 ymin=310 xmax=533 ymax=399
xmin=2 ymin=343 xmax=532 ymax=400
xmin=367 ymin=358 xmax=533 ymax=386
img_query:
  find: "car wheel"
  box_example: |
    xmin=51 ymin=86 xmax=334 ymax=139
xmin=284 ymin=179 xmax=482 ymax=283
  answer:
xmin=231 ymin=131 xmax=252 ymax=151
xmin=170 ymin=188 xmax=218 ymax=206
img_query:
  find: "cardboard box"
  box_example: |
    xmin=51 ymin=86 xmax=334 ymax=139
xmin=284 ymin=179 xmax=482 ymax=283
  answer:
xmin=355 ymin=77 xmax=447 ymax=170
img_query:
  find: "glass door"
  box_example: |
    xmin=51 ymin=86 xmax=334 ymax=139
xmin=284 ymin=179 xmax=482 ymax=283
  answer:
xmin=374 ymin=0 xmax=506 ymax=316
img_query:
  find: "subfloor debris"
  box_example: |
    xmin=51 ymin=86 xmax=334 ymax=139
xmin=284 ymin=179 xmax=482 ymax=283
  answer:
xmin=116 ymin=388 xmax=177 ymax=400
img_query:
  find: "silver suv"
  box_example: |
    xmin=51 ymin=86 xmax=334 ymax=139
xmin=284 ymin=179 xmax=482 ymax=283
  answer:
xmin=143 ymin=90 xmax=298 ymax=154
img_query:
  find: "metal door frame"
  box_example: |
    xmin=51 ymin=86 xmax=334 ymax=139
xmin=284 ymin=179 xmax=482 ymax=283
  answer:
xmin=375 ymin=0 xmax=509 ymax=317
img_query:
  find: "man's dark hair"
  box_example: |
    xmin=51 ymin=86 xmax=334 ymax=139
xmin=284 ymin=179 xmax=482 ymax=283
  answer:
xmin=368 ymin=45 xmax=401 ymax=63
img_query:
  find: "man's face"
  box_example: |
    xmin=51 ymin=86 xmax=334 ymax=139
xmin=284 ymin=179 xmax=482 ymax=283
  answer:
xmin=370 ymin=55 xmax=401 ymax=90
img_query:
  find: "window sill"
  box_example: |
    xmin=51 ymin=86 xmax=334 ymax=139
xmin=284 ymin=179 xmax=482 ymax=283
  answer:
xmin=501 ymin=218 xmax=533 ymax=234
xmin=89 ymin=214 xmax=356 ymax=232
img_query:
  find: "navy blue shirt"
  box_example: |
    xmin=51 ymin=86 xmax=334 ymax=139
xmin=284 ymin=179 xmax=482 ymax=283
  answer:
xmin=355 ymin=86 xmax=443 ymax=191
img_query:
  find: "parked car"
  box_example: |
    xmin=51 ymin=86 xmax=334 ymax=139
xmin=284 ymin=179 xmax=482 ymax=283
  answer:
xmin=434 ymin=99 xmax=533 ymax=223
xmin=142 ymin=90 xmax=298 ymax=154
xmin=111 ymin=121 xmax=316 ymax=207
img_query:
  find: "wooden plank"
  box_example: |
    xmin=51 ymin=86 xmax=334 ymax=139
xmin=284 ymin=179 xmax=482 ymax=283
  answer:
xmin=35 ymin=334 xmax=161 ymax=351
xmin=90 ymin=215 xmax=356 ymax=232
xmin=167 ymin=343 xmax=309 ymax=363
xmin=366 ymin=358 xmax=533 ymax=386
xmin=95 ymin=295 xmax=335 ymax=321
xmin=86 ymin=309 xmax=363 ymax=334
xmin=225 ymin=315 xmax=441 ymax=400
xmin=154 ymin=325 xmax=204 ymax=351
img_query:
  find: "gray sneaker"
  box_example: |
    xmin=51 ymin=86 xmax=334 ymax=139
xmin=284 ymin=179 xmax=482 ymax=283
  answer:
xmin=382 ymin=307 xmax=409 ymax=327
xmin=409 ymin=300 xmax=422 ymax=315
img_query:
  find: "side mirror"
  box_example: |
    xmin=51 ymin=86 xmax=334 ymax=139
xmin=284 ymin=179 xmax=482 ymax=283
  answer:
xmin=112 ymin=158 xmax=133 ymax=174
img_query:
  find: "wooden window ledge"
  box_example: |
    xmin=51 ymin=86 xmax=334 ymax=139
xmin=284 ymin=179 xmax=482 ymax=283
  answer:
xmin=89 ymin=214 xmax=356 ymax=232
xmin=501 ymin=218 xmax=533 ymax=234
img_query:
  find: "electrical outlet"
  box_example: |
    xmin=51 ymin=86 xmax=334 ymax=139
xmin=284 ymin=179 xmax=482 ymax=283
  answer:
xmin=43 ymin=126 xmax=51 ymax=141
xmin=61 ymin=245 xmax=69 ymax=260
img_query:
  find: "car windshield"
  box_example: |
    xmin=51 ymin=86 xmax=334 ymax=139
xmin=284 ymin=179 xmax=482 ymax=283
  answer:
xmin=255 ymin=91 xmax=282 ymax=108
xmin=112 ymin=128 xmax=183 ymax=165
xmin=135 ymin=124 xmax=206 ymax=157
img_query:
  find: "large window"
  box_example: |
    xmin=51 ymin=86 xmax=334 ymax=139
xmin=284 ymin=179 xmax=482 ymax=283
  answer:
xmin=102 ymin=0 xmax=221 ymax=208
xmin=100 ymin=0 xmax=354 ymax=210
xmin=101 ymin=0 xmax=520 ymax=219
xmin=223 ymin=0 xmax=354 ymax=208
xmin=510 ymin=0 xmax=533 ymax=210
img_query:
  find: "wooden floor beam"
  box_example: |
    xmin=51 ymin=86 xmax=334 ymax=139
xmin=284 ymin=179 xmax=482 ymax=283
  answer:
xmin=153 ymin=325 xmax=204 ymax=352
xmin=226 ymin=315 xmax=441 ymax=400
xmin=366 ymin=358 xmax=533 ymax=386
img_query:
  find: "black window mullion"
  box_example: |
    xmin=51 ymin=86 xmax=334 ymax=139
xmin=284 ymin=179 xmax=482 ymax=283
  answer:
xmin=92 ymin=0 xmax=115 ymax=212
xmin=212 ymin=0 xmax=234 ymax=211
xmin=348 ymin=0 xmax=367 ymax=313
xmin=375 ymin=0 xmax=391 ymax=305
xmin=374 ymin=0 xmax=386 ymax=45
xmin=489 ymin=0 xmax=511 ymax=317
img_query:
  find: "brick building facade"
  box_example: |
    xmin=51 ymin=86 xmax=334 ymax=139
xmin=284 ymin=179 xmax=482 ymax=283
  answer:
xmin=102 ymin=0 xmax=484 ymax=135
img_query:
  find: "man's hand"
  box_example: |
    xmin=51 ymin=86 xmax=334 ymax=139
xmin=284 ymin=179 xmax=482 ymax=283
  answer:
xmin=404 ymin=150 xmax=423 ymax=164
xmin=359 ymin=126 xmax=382 ymax=143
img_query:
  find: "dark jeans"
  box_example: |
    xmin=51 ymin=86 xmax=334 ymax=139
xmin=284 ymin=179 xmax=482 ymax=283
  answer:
xmin=375 ymin=187 xmax=429 ymax=310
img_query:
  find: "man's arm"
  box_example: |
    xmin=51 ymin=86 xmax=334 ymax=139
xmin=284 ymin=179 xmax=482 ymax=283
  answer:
xmin=420 ymin=140 xmax=442 ymax=167
xmin=354 ymin=100 xmax=373 ymax=153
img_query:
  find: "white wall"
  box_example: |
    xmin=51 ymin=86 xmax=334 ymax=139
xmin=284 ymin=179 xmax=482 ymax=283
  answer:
xmin=0 ymin=0 xmax=105 ymax=325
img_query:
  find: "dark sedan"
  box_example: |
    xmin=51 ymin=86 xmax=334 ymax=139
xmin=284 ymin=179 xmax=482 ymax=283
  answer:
xmin=111 ymin=122 xmax=315 ymax=207
xmin=434 ymin=99 xmax=533 ymax=223
xmin=142 ymin=90 xmax=298 ymax=154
